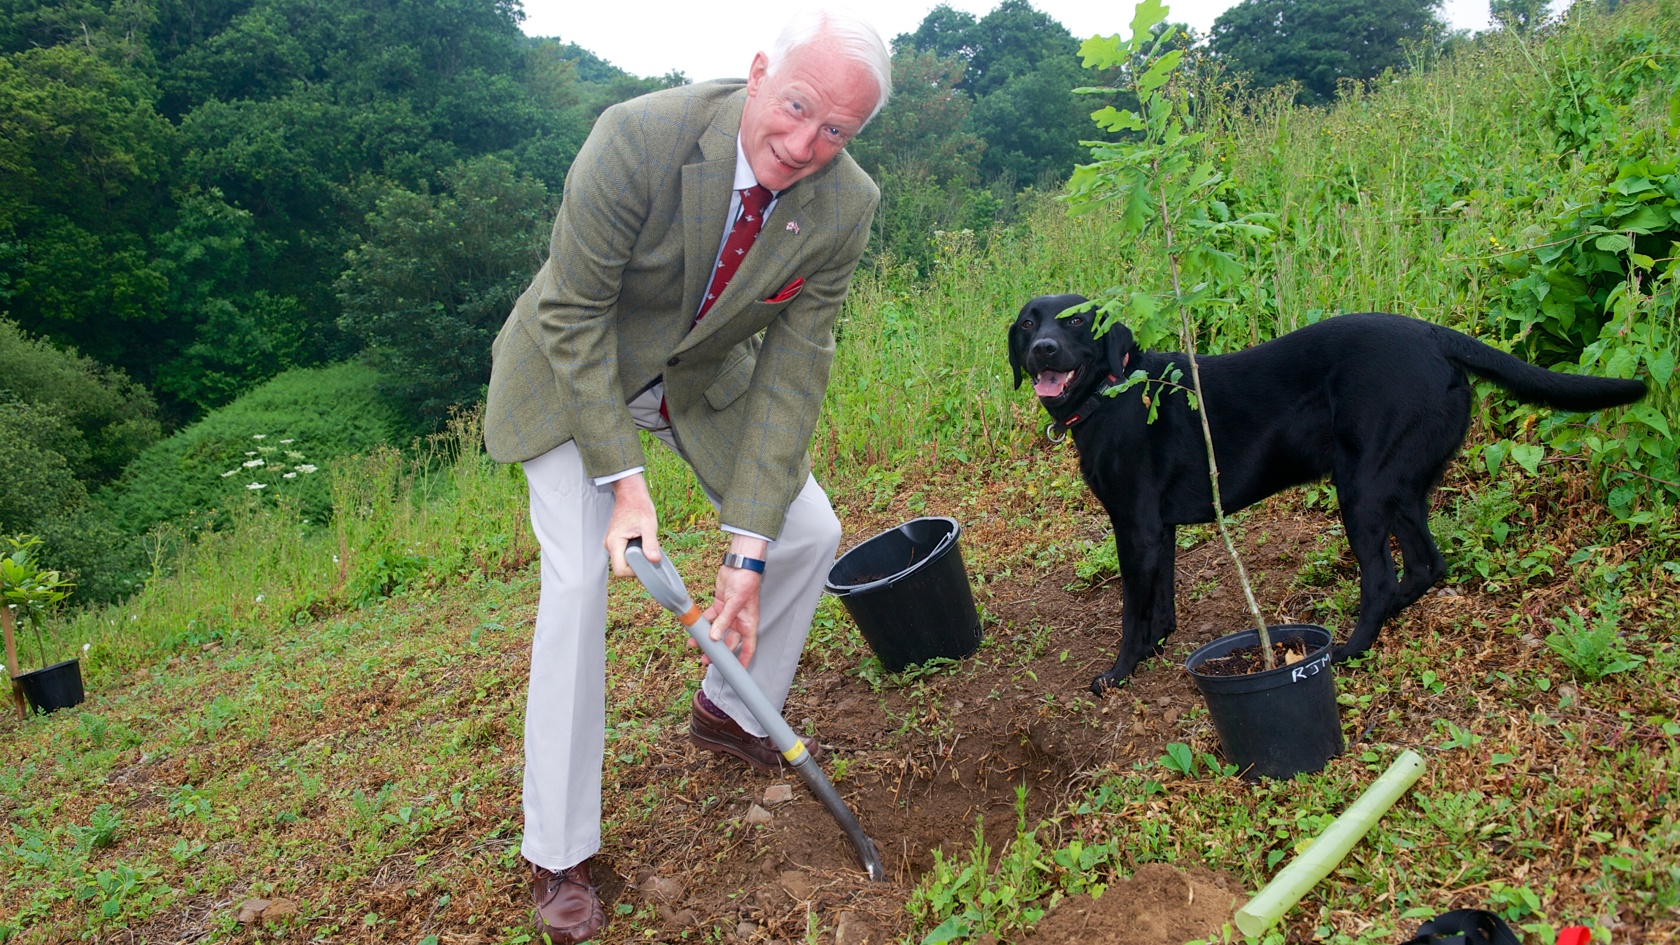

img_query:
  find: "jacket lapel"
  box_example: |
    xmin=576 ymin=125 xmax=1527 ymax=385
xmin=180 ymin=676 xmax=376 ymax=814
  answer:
xmin=680 ymin=90 xmax=748 ymax=326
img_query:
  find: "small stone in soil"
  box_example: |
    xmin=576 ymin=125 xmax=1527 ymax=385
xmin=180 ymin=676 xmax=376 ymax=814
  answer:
xmin=640 ymin=875 xmax=685 ymax=903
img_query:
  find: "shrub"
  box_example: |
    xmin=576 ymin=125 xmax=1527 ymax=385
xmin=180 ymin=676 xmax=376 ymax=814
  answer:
xmin=95 ymin=362 xmax=404 ymax=534
xmin=0 ymin=317 xmax=161 ymax=483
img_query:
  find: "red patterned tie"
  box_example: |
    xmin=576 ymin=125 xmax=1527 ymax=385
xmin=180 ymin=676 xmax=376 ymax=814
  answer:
xmin=695 ymin=184 xmax=773 ymax=325
xmin=661 ymin=185 xmax=774 ymax=420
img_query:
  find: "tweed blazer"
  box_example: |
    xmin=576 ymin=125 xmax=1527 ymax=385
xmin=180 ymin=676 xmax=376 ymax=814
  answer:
xmin=484 ymin=81 xmax=879 ymax=540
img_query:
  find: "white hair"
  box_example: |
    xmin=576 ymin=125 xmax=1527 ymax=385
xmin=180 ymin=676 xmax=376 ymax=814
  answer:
xmin=766 ymin=7 xmax=893 ymax=124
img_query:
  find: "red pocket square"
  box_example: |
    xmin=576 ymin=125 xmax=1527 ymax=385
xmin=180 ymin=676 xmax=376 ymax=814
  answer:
xmin=765 ymin=278 xmax=804 ymax=303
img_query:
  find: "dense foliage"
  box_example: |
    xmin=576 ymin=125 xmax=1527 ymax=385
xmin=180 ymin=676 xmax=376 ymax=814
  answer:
xmin=0 ymin=0 xmax=663 ymax=421
xmin=96 ymin=362 xmax=406 ymax=538
xmin=1207 ymin=0 xmax=1448 ymax=104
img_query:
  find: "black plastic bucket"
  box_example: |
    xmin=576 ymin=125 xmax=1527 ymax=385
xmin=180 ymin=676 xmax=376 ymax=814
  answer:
xmin=1185 ymin=624 xmax=1342 ymax=780
xmin=16 ymin=658 xmax=85 ymax=715
xmin=825 ymin=517 xmax=981 ymax=673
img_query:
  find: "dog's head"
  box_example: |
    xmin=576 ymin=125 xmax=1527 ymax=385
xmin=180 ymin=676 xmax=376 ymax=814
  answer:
xmin=1008 ymin=294 xmax=1135 ymax=411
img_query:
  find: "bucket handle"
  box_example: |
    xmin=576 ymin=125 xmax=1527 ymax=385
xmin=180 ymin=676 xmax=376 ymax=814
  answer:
xmin=831 ymin=526 xmax=959 ymax=597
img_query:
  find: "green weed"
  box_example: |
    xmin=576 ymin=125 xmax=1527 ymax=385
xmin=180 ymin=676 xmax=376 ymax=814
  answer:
xmin=1546 ymin=598 xmax=1646 ymax=680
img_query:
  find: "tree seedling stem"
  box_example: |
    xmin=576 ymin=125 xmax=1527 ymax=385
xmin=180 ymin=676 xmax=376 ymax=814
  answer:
xmin=1152 ymin=158 xmax=1274 ymax=669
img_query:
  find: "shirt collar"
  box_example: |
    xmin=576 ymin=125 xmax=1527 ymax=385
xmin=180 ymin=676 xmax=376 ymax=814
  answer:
xmin=733 ymin=138 xmax=768 ymax=194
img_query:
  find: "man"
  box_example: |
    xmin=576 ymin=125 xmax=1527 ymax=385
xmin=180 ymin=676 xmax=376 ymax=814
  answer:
xmin=482 ymin=9 xmax=890 ymax=943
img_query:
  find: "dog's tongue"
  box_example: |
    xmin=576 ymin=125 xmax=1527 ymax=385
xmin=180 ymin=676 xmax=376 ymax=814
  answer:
xmin=1034 ymin=370 xmax=1073 ymax=398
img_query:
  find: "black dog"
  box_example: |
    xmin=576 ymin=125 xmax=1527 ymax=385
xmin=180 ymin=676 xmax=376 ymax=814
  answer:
xmin=1009 ymin=294 xmax=1648 ymax=694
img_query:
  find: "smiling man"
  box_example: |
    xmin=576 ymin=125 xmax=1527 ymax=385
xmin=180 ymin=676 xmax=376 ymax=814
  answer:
xmin=481 ymin=8 xmax=889 ymax=944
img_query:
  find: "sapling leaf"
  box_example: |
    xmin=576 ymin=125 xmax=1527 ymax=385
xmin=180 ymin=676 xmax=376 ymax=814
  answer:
xmin=1138 ymin=50 xmax=1183 ymax=95
xmin=1128 ymin=0 xmax=1169 ymax=42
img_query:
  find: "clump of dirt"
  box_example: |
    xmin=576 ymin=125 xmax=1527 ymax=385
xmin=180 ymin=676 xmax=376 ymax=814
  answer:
xmin=1025 ymin=863 xmax=1247 ymax=945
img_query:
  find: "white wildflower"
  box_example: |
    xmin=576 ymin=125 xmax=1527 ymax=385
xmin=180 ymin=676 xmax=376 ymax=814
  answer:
xmin=252 ymin=434 xmax=266 ymax=440
xmin=243 ymin=458 xmax=264 ymax=468
xmin=245 ymin=451 xmax=257 ymax=457
xmin=280 ymin=439 xmax=294 ymax=444
xmin=283 ymin=472 xmax=298 ymax=479
xmin=247 ymin=482 xmax=266 ymax=490
xmin=255 ymin=594 xmax=264 ymax=603
xmin=298 ymin=464 xmax=318 ymax=474
xmin=221 ymin=470 xmax=238 ymax=478
xmin=285 ymin=451 xmax=305 ymax=460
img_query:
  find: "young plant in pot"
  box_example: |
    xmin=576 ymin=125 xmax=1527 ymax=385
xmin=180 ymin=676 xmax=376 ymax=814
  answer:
xmin=2 ymin=534 xmax=82 ymax=718
xmin=1057 ymin=0 xmax=1341 ymax=779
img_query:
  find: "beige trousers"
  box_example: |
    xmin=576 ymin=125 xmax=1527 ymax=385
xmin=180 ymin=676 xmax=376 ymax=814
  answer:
xmin=518 ymin=385 xmax=842 ymax=871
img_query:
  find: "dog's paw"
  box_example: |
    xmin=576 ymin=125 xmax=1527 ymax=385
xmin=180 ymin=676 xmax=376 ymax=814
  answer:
xmin=1089 ymin=669 xmax=1130 ymax=697
xmin=1330 ymin=644 xmax=1366 ymax=664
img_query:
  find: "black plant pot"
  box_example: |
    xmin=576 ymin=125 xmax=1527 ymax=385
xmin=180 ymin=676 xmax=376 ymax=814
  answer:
xmin=16 ymin=658 xmax=85 ymax=715
xmin=1185 ymin=624 xmax=1342 ymax=780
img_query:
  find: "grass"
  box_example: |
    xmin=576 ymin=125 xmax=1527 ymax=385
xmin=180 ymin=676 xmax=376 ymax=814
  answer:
xmin=4 ymin=2 xmax=1680 ymax=942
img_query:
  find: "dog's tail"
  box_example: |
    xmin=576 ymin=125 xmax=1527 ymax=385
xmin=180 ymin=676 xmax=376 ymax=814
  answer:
xmin=1439 ymin=326 xmax=1647 ymax=412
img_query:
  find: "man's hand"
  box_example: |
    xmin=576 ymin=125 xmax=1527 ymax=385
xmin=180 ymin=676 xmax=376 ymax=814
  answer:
xmin=605 ymin=474 xmax=659 ymax=576
xmin=697 ymin=536 xmax=768 ymax=668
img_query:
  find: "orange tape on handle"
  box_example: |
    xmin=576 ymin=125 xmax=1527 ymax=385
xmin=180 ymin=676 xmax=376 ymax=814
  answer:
xmin=677 ymin=604 xmax=702 ymax=628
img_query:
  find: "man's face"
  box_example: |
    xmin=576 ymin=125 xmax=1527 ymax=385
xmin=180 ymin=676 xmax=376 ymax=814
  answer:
xmin=738 ymin=39 xmax=878 ymax=192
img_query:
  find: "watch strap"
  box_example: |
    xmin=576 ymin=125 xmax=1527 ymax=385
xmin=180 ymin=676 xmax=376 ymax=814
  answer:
xmin=721 ymin=553 xmax=766 ymax=573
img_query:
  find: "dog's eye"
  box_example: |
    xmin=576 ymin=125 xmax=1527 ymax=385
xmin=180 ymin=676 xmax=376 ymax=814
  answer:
xmin=1022 ymin=319 xmax=1035 ymax=329
xmin=1069 ymin=316 xmax=1086 ymax=327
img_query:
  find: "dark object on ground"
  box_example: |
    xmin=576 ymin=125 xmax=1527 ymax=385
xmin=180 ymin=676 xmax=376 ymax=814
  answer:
xmin=1185 ymin=624 xmax=1343 ymax=779
xmin=1008 ymin=294 xmax=1648 ymax=694
xmin=16 ymin=658 xmax=84 ymax=714
xmin=1401 ymin=908 xmax=1521 ymax=945
xmin=826 ymin=517 xmax=982 ymax=672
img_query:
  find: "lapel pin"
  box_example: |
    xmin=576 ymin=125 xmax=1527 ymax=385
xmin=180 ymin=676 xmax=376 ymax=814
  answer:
xmin=786 ymin=221 xmax=800 ymax=234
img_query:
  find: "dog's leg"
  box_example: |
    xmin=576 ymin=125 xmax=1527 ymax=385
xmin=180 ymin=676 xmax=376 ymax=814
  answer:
xmin=1092 ymin=522 xmax=1176 ymax=695
xmin=1392 ymin=496 xmax=1447 ymax=604
xmin=1334 ymin=487 xmax=1404 ymax=662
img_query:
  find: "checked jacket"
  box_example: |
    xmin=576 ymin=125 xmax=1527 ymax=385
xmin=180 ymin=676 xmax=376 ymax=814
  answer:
xmin=484 ymin=80 xmax=880 ymax=540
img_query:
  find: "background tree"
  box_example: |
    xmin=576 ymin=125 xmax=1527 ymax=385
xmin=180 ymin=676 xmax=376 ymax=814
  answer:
xmin=1208 ymin=0 xmax=1447 ymax=104
xmin=896 ymin=1 xmax=1100 ymax=187
xmin=0 ymin=317 xmax=156 ymax=603
xmin=1491 ymin=0 xmax=1550 ymax=32
xmin=335 ymin=156 xmax=553 ymax=429
xmin=1 ymin=0 xmax=656 ymax=424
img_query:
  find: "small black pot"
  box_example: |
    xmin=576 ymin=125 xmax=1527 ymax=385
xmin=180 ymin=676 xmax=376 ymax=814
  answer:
xmin=1185 ymin=624 xmax=1342 ymax=780
xmin=16 ymin=658 xmax=85 ymax=714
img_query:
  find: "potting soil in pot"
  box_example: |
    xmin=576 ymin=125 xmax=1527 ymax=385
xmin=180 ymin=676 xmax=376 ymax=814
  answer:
xmin=1194 ymin=635 xmax=1314 ymax=677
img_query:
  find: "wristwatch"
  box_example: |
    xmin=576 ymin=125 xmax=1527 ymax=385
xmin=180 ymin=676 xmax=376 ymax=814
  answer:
xmin=721 ymin=553 xmax=766 ymax=574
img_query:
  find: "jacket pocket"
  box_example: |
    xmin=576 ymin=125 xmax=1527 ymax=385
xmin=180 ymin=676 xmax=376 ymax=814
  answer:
xmin=703 ymin=346 xmax=757 ymax=410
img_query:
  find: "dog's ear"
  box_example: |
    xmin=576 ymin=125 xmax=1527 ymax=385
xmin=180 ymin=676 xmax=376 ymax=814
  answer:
xmin=1008 ymin=305 xmax=1031 ymax=389
xmin=1100 ymin=318 xmax=1135 ymax=375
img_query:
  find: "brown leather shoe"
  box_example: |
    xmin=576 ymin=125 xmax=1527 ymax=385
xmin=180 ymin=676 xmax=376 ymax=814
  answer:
xmin=530 ymin=859 xmax=605 ymax=945
xmin=689 ymin=690 xmax=823 ymax=772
